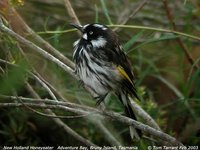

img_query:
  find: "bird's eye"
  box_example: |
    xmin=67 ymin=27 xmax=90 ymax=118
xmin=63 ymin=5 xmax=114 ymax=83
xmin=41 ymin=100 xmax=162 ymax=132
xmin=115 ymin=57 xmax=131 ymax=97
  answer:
xmin=89 ymin=31 xmax=93 ymax=35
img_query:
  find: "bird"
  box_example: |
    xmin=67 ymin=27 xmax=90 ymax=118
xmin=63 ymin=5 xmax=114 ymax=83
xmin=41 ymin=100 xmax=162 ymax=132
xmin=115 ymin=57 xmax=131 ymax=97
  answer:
xmin=71 ymin=23 xmax=141 ymax=140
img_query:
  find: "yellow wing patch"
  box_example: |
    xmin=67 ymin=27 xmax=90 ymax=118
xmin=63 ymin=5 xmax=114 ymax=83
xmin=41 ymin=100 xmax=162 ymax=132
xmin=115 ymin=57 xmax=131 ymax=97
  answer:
xmin=117 ymin=66 xmax=133 ymax=85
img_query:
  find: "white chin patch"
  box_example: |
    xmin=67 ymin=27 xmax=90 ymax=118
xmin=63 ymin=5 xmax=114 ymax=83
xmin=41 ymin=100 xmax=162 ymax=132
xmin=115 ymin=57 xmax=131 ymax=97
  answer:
xmin=82 ymin=33 xmax=88 ymax=40
xmin=91 ymin=37 xmax=107 ymax=48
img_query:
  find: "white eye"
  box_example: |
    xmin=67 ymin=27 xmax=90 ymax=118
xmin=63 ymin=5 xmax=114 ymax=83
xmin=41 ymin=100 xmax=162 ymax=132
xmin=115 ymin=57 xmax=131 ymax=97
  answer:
xmin=89 ymin=31 xmax=93 ymax=35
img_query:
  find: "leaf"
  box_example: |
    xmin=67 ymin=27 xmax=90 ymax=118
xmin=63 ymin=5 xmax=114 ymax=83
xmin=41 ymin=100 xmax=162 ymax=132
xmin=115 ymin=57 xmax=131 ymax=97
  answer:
xmin=95 ymin=4 xmax=99 ymax=23
xmin=131 ymin=34 xmax=179 ymax=51
xmin=144 ymin=34 xmax=178 ymax=43
xmin=124 ymin=31 xmax=143 ymax=51
xmin=100 ymin=0 xmax=113 ymax=24
xmin=187 ymin=67 xmax=200 ymax=98
xmin=0 ymin=60 xmax=28 ymax=95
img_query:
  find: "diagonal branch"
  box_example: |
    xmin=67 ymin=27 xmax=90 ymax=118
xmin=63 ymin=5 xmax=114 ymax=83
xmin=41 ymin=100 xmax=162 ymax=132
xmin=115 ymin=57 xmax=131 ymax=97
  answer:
xmin=64 ymin=0 xmax=80 ymax=25
xmin=0 ymin=1 xmax=74 ymax=68
xmin=130 ymin=100 xmax=161 ymax=130
xmin=0 ymin=18 xmax=75 ymax=78
xmin=64 ymin=0 xmax=81 ymax=36
xmin=0 ymin=56 xmax=95 ymax=145
xmin=163 ymin=0 xmax=199 ymax=70
xmin=114 ymin=0 xmax=150 ymax=31
xmin=24 ymin=82 xmax=97 ymax=146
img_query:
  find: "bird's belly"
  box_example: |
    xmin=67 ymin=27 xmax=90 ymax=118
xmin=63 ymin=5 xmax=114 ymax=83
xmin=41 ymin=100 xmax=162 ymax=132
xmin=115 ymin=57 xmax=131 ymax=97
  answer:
xmin=76 ymin=63 xmax=120 ymax=96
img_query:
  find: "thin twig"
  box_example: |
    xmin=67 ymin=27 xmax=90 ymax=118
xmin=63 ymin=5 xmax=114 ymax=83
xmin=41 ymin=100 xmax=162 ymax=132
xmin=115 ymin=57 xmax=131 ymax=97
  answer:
xmin=163 ymin=0 xmax=199 ymax=70
xmin=0 ymin=3 xmax=74 ymax=68
xmin=0 ymin=57 xmax=62 ymax=102
xmin=0 ymin=98 xmax=184 ymax=146
xmin=153 ymin=75 xmax=197 ymax=120
xmin=0 ymin=18 xmax=75 ymax=78
xmin=64 ymin=0 xmax=81 ymax=35
xmin=32 ymin=74 xmax=57 ymax=100
xmin=109 ymin=25 xmax=200 ymax=41
xmin=24 ymin=83 xmax=97 ymax=146
xmin=0 ymin=42 xmax=95 ymax=146
xmin=17 ymin=43 xmax=68 ymax=101
xmin=25 ymin=77 xmax=97 ymax=146
xmin=114 ymin=0 xmax=150 ymax=31
xmin=100 ymin=0 xmax=113 ymax=25
xmin=18 ymin=96 xmax=92 ymax=119
xmin=64 ymin=0 xmax=80 ymax=25
xmin=36 ymin=25 xmax=200 ymax=41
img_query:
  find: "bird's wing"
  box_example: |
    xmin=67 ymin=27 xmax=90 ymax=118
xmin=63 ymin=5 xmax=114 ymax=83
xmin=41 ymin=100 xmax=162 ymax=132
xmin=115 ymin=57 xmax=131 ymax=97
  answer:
xmin=96 ymin=46 xmax=138 ymax=98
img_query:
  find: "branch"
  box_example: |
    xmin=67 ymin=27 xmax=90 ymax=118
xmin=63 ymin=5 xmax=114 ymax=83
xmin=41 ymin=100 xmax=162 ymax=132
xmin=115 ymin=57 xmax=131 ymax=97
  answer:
xmin=108 ymin=24 xmax=200 ymax=41
xmin=0 ymin=41 xmax=95 ymax=146
xmin=34 ymin=24 xmax=200 ymax=41
xmin=0 ymin=57 xmax=121 ymax=145
xmin=24 ymin=83 xmax=97 ymax=146
xmin=154 ymin=75 xmax=197 ymax=120
xmin=64 ymin=0 xmax=80 ymax=25
xmin=17 ymin=43 xmax=67 ymax=101
xmin=130 ymin=100 xmax=161 ymax=130
xmin=31 ymin=74 xmax=57 ymax=100
xmin=114 ymin=0 xmax=150 ymax=31
xmin=64 ymin=0 xmax=81 ymax=36
xmin=163 ymin=0 xmax=199 ymax=70
xmin=0 ymin=96 xmax=184 ymax=146
xmin=0 ymin=18 xmax=75 ymax=78
xmin=0 ymin=1 xmax=74 ymax=68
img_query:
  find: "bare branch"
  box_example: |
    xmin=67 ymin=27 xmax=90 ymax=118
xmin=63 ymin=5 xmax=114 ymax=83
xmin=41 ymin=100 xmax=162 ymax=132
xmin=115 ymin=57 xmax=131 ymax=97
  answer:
xmin=130 ymin=100 xmax=161 ymax=130
xmin=0 ymin=97 xmax=184 ymax=146
xmin=163 ymin=0 xmax=199 ymax=70
xmin=0 ymin=2 xmax=74 ymax=68
xmin=24 ymin=83 xmax=97 ymax=147
xmin=0 ymin=18 xmax=75 ymax=78
xmin=31 ymin=74 xmax=57 ymax=100
xmin=64 ymin=0 xmax=80 ymax=25
xmin=114 ymin=0 xmax=150 ymax=31
xmin=0 ymin=56 xmax=122 ymax=146
xmin=64 ymin=0 xmax=81 ymax=35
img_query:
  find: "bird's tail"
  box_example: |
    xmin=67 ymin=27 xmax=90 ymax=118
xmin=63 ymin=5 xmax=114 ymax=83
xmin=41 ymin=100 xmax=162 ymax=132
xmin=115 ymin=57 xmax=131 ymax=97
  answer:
xmin=118 ymin=92 xmax=141 ymax=141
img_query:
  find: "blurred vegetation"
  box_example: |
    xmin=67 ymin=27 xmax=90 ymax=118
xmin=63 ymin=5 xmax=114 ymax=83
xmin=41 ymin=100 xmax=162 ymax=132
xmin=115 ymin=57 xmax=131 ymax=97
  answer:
xmin=0 ymin=0 xmax=200 ymax=147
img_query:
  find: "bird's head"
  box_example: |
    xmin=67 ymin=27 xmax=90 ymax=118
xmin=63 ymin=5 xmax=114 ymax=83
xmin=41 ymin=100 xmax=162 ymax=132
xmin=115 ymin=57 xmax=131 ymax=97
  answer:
xmin=70 ymin=23 xmax=119 ymax=48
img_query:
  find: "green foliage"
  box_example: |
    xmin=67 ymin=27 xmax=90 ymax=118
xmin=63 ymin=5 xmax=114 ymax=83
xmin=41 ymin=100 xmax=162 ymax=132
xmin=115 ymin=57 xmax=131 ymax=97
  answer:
xmin=129 ymin=34 xmax=179 ymax=52
xmin=100 ymin=0 xmax=113 ymax=25
xmin=0 ymin=109 xmax=39 ymax=145
xmin=124 ymin=31 xmax=143 ymax=52
xmin=9 ymin=0 xmax=24 ymax=6
xmin=0 ymin=60 xmax=28 ymax=95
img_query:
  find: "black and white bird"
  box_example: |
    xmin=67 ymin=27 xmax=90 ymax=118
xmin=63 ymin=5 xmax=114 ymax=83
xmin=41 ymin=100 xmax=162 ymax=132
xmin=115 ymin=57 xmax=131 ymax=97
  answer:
xmin=71 ymin=23 xmax=141 ymax=140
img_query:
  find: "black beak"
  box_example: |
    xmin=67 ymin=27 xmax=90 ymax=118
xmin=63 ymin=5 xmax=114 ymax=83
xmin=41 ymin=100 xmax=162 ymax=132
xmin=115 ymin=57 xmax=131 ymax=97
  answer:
xmin=70 ymin=23 xmax=84 ymax=32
